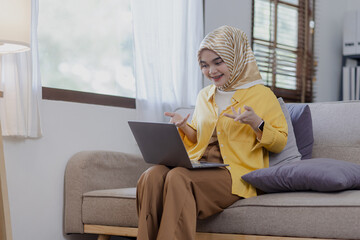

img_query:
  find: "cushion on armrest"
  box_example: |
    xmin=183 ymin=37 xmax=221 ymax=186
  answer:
xmin=269 ymin=98 xmax=302 ymax=166
xmin=286 ymin=103 xmax=314 ymax=159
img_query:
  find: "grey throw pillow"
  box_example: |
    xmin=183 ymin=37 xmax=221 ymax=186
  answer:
xmin=242 ymin=158 xmax=360 ymax=193
xmin=269 ymin=98 xmax=301 ymax=166
xmin=286 ymin=104 xmax=314 ymax=159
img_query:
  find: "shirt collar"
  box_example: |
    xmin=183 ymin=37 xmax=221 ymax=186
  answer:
xmin=207 ymin=85 xmax=216 ymax=102
xmin=208 ymin=81 xmax=262 ymax=103
xmin=207 ymin=84 xmax=242 ymax=103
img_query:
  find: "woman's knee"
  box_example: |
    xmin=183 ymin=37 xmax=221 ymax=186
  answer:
xmin=164 ymin=167 xmax=190 ymax=187
xmin=137 ymin=165 xmax=170 ymax=187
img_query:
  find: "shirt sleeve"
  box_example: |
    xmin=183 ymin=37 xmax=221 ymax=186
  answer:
xmin=251 ymin=93 xmax=288 ymax=153
xmin=252 ymin=120 xmax=287 ymax=153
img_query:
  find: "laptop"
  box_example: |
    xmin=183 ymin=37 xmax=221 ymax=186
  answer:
xmin=128 ymin=121 xmax=229 ymax=169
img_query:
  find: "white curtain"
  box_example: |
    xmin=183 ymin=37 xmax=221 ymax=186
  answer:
xmin=0 ymin=0 xmax=42 ymax=137
xmin=132 ymin=0 xmax=203 ymax=122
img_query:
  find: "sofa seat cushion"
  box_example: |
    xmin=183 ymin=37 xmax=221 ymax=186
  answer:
xmin=197 ymin=190 xmax=360 ymax=239
xmin=82 ymin=188 xmax=137 ymax=227
xmin=82 ymin=188 xmax=360 ymax=239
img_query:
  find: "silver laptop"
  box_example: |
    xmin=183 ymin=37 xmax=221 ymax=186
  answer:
xmin=128 ymin=121 xmax=229 ymax=169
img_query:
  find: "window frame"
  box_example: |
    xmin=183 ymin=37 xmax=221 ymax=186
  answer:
xmin=251 ymin=0 xmax=316 ymax=103
xmin=42 ymin=87 xmax=136 ymax=109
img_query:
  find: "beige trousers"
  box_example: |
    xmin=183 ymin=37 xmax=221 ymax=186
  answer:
xmin=136 ymin=143 xmax=240 ymax=240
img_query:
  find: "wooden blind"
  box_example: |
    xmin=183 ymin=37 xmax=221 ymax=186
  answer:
xmin=251 ymin=0 xmax=316 ymax=102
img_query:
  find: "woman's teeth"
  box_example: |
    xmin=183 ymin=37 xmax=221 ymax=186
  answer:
xmin=213 ymin=74 xmax=223 ymax=80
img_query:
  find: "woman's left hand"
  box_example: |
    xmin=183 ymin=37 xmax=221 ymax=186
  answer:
xmin=223 ymin=105 xmax=263 ymax=131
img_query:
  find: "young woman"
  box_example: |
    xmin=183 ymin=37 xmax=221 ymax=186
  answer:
xmin=136 ymin=25 xmax=288 ymax=240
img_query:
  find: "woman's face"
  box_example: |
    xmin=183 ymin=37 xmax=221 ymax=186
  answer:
xmin=199 ymin=49 xmax=230 ymax=88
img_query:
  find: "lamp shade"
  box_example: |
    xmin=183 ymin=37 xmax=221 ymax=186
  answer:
xmin=0 ymin=0 xmax=31 ymax=53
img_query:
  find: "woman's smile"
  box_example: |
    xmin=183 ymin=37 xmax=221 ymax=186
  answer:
xmin=211 ymin=74 xmax=224 ymax=81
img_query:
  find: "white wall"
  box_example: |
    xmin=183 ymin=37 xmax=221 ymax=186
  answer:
xmin=203 ymin=0 xmax=252 ymax=86
xmin=314 ymin=0 xmax=360 ymax=102
xmin=297 ymin=0 xmax=360 ymax=102
xmin=204 ymin=0 xmax=252 ymax=36
xmin=4 ymin=100 xmax=139 ymax=240
xmin=313 ymin=0 xmax=346 ymax=101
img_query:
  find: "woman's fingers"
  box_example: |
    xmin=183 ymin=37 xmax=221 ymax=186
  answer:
xmin=164 ymin=112 xmax=175 ymax=117
xmin=164 ymin=112 xmax=179 ymax=124
xmin=165 ymin=113 xmax=190 ymax=127
xmin=225 ymin=105 xmax=257 ymax=125
xmin=177 ymin=114 xmax=190 ymax=126
xmin=231 ymin=106 xmax=237 ymax=115
xmin=184 ymin=113 xmax=190 ymax=122
xmin=234 ymin=116 xmax=243 ymax=122
xmin=227 ymin=107 xmax=242 ymax=120
xmin=231 ymin=106 xmax=243 ymax=115
xmin=237 ymin=107 xmax=242 ymax=114
xmin=223 ymin=113 xmax=235 ymax=119
xmin=176 ymin=118 xmax=186 ymax=126
xmin=243 ymin=105 xmax=253 ymax=112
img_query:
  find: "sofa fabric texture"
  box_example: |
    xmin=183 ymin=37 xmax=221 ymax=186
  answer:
xmin=64 ymin=101 xmax=360 ymax=239
xmin=82 ymin=188 xmax=138 ymax=226
xmin=309 ymin=101 xmax=360 ymax=164
xmin=197 ymin=190 xmax=360 ymax=239
xmin=81 ymin=188 xmax=360 ymax=239
xmin=64 ymin=151 xmax=150 ymax=234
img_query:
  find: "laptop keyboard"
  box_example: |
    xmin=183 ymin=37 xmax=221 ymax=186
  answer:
xmin=191 ymin=161 xmax=226 ymax=168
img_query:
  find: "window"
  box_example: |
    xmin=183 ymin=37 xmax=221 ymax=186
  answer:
xmin=252 ymin=0 xmax=316 ymax=102
xmin=38 ymin=0 xmax=135 ymax=107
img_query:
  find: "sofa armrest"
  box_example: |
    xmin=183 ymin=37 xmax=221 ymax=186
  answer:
xmin=64 ymin=150 xmax=150 ymax=234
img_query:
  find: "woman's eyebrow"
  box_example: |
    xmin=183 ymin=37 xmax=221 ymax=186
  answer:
xmin=212 ymin=57 xmax=222 ymax=62
xmin=200 ymin=57 xmax=222 ymax=64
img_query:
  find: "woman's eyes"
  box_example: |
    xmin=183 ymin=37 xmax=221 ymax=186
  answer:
xmin=201 ymin=60 xmax=223 ymax=68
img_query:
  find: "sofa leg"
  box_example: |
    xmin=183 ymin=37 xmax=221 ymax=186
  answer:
xmin=97 ymin=234 xmax=111 ymax=240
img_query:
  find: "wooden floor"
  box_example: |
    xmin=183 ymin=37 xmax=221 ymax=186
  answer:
xmin=84 ymin=224 xmax=334 ymax=240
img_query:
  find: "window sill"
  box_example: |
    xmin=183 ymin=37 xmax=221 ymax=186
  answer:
xmin=42 ymin=87 xmax=136 ymax=109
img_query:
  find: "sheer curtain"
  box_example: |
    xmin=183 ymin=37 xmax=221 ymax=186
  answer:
xmin=0 ymin=0 xmax=42 ymax=138
xmin=132 ymin=0 xmax=203 ymax=122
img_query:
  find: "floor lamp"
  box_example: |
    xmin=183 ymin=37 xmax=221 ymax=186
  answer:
xmin=0 ymin=0 xmax=31 ymax=240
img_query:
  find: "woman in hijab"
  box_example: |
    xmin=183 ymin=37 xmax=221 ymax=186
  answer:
xmin=136 ymin=25 xmax=288 ymax=240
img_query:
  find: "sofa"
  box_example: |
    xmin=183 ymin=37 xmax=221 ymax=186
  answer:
xmin=64 ymin=100 xmax=360 ymax=240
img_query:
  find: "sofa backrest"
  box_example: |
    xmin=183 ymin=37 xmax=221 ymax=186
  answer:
xmin=175 ymin=100 xmax=360 ymax=165
xmin=308 ymin=101 xmax=360 ymax=164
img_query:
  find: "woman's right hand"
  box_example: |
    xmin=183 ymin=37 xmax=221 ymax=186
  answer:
xmin=164 ymin=112 xmax=190 ymax=129
xmin=164 ymin=112 xmax=197 ymax=144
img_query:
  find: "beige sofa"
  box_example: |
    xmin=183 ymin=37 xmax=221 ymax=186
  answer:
xmin=64 ymin=101 xmax=360 ymax=240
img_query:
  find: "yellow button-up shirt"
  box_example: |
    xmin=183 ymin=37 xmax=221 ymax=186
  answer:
xmin=179 ymin=84 xmax=288 ymax=198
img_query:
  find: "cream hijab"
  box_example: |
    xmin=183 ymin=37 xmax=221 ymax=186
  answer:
xmin=198 ymin=25 xmax=263 ymax=91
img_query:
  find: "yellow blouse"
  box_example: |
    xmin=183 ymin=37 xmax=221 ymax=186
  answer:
xmin=179 ymin=84 xmax=288 ymax=198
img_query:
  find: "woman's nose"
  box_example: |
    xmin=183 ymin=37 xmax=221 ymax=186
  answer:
xmin=209 ymin=66 xmax=217 ymax=75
